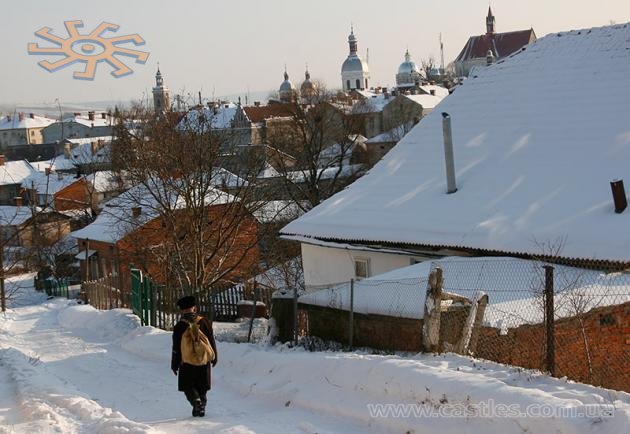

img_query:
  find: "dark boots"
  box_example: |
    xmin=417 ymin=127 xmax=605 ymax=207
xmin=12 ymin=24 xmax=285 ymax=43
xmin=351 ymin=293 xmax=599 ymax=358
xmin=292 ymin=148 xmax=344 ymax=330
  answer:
xmin=192 ymin=399 xmax=203 ymax=417
xmin=185 ymin=389 xmax=207 ymax=417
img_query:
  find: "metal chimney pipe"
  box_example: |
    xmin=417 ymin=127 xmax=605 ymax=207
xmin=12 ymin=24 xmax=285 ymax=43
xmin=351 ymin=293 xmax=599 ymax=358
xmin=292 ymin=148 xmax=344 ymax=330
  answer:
xmin=610 ymin=179 xmax=627 ymax=213
xmin=441 ymin=112 xmax=457 ymax=194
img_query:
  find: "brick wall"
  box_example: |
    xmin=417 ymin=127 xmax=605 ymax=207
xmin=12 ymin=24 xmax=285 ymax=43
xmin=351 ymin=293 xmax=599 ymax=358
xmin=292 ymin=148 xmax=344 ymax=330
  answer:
xmin=296 ymin=300 xmax=629 ymax=392
xmin=54 ymin=179 xmax=91 ymax=211
xmin=476 ymin=301 xmax=630 ymax=392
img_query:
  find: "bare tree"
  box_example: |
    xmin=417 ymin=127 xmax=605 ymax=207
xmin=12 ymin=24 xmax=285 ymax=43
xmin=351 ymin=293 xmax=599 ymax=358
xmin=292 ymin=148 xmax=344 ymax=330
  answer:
xmin=110 ymin=103 xmax=271 ymax=293
xmin=264 ymin=85 xmax=364 ymax=213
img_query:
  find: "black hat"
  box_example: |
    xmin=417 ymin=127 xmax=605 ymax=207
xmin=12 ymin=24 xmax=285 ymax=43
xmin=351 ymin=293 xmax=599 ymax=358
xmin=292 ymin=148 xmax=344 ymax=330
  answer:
xmin=176 ymin=295 xmax=196 ymax=310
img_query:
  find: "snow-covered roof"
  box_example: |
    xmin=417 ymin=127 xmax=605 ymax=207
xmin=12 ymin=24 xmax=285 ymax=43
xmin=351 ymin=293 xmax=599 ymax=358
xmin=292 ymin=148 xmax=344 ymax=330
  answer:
xmin=31 ymin=157 xmax=76 ymax=173
xmin=211 ymin=167 xmax=247 ymax=188
xmin=286 ymin=164 xmax=363 ymax=183
xmin=403 ymin=93 xmax=444 ymax=109
xmin=83 ymin=171 xmax=122 ymax=193
xmin=22 ymin=170 xmax=76 ymax=196
xmin=282 ymin=23 xmax=630 ymax=264
xmin=257 ymin=162 xmax=281 ymax=179
xmin=418 ymin=85 xmax=450 ymax=99
xmin=178 ymin=104 xmax=238 ymax=131
xmin=66 ymin=136 xmax=113 ymax=145
xmin=252 ymin=201 xmax=305 ymax=224
xmin=71 ymin=180 xmax=233 ymax=243
xmin=0 ymin=206 xmax=34 ymax=226
xmin=0 ymin=114 xmax=55 ymax=130
xmin=0 ymin=160 xmax=35 ymax=186
xmin=62 ymin=114 xmax=112 ymax=128
xmin=365 ymin=126 xmax=411 ymax=144
xmin=299 ymin=256 xmax=629 ymax=326
xmin=352 ymin=93 xmax=394 ymax=114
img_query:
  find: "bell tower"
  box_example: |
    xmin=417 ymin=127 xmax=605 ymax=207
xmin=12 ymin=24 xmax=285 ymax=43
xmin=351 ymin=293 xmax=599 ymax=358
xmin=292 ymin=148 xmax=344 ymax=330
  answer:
xmin=152 ymin=65 xmax=170 ymax=114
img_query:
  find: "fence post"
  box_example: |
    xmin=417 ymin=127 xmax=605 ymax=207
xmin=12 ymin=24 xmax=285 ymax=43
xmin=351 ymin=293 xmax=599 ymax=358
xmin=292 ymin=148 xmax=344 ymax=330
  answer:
xmin=422 ymin=267 xmax=443 ymax=353
xmin=349 ymin=279 xmax=354 ymax=349
xmin=247 ymin=284 xmax=259 ymax=343
xmin=544 ymin=265 xmax=555 ymax=376
xmin=293 ymin=282 xmax=299 ymax=346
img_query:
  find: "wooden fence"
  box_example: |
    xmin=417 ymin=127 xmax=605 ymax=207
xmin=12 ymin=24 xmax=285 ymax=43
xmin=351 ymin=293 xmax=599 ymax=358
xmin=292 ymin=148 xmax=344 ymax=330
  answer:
xmin=83 ymin=275 xmax=129 ymax=310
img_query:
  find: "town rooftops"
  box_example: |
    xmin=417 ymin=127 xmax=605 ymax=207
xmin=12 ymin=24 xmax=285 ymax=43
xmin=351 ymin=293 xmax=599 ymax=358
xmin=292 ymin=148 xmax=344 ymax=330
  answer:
xmin=456 ymin=29 xmax=536 ymax=62
xmin=0 ymin=159 xmax=35 ymax=186
xmin=0 ymin=113 xmax=55 ymax=130
xmin=281 ymin=23 xmax=630 ymax=267
xmin=242 ymin=103 xmax=296 ymax=124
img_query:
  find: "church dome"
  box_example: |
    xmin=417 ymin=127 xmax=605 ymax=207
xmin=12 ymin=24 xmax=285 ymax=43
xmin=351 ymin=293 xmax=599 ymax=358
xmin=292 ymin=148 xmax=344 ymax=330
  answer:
xmin=342 ymin=55 xmax=369 ymax=73
xmin=279 ymin=70 xmax=294 ymax=102
xmin=301 ymin=68 xmax=316 ymax=96
xmin=279 ymin=71 xmax=293 ymax=92
xmin=398 ymin=50 xmax=420 ymax=75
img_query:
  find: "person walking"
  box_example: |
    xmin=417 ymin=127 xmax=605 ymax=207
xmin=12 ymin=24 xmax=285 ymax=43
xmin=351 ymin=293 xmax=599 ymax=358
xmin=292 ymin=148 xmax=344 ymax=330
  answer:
xmin=171 ymin=295 xmax=217 ymax=417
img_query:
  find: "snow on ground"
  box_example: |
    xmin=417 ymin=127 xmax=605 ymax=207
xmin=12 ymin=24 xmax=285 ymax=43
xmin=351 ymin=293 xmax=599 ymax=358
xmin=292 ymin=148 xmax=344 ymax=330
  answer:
xmin=1 ymin=277 xmax=629 ymax=433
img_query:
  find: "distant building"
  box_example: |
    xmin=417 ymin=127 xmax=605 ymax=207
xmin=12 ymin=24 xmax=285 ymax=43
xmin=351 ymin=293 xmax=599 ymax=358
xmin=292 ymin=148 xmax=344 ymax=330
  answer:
xmin=278 ymin=69 xmax=295 ymax=103
xmin=0 ymin=157 xmax=35 ymax=205
xmin=341 ymin=27 xmax=370 ymax=91
xmin=454 ymin=7 xmax=536 ymax=77
xmin=0 ymin=113 xmax=55 ymax=149
xmin=42 ymin=112 xmax=113 ymax=143
xmin=395 ymin=50 xmax=423 ymax=91
xmin=300 ymin=67 xmax=316 ymax=100
xmin=152 ymin=66 xmax=170 ymax=114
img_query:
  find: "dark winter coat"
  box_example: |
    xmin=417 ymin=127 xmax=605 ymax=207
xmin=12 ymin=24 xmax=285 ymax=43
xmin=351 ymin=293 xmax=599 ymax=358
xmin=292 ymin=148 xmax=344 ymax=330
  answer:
xmin=171 ymin=313 xmax=217 ymax=392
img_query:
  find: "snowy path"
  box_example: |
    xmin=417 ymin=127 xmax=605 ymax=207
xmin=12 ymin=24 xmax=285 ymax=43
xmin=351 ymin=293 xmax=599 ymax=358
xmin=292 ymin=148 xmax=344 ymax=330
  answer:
xmin=1 ymin=280 xmax=629 ymax=434
xmin=0 ymin=299 xmax=371 ymax=433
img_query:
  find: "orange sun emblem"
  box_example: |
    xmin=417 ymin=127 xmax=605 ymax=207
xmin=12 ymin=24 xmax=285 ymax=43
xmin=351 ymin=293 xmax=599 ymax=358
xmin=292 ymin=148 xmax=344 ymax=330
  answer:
xmin=27 ymin=20 xmax=149 ymax=80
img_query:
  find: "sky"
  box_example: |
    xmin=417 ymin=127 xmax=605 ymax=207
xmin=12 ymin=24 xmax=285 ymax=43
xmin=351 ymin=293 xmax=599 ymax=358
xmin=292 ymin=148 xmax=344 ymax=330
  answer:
xmin=1 ymin=0 xmax=629 ymax=107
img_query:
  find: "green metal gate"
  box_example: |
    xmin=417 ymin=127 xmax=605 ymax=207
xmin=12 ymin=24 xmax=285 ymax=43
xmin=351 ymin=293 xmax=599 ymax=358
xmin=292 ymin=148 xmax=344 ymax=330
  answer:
xmin=131 ymin=267 xmax=153 ymax=326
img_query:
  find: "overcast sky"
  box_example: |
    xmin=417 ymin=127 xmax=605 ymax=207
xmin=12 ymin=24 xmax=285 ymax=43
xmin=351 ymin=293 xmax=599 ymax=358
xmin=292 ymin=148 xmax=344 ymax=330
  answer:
xmin=1 ymin=0 xmax=629 ymax=106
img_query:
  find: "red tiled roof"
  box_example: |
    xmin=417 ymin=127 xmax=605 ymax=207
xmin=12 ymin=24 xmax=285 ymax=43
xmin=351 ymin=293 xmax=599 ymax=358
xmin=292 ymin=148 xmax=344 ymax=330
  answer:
xmin=455 ymin=30 xmax=536 ymax=62
xmin=243 ymin=104 xmax=297 ymax=123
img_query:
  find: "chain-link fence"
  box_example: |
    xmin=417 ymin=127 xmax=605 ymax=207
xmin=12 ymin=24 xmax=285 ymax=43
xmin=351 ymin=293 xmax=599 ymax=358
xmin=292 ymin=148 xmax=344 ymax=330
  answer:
xmin=433 ymin=257 xmax=630 ymax=392
xmin=288 ymin=257 xmax=629 ymax=392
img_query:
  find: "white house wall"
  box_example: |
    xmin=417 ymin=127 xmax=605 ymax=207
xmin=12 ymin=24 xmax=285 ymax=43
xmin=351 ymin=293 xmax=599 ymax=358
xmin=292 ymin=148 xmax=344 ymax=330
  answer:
xmin=301 ymin=242 xmax=418 ymax=289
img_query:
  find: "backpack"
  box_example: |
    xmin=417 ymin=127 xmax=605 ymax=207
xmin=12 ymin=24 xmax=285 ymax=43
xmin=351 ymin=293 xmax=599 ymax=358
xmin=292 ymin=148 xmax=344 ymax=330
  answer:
xmin=180 ymin=316 xmax=216 ymax=366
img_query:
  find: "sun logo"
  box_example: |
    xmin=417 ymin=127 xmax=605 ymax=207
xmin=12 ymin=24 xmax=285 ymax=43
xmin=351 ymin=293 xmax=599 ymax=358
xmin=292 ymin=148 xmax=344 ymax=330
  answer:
xmin=27 ymin=20 xmax=149 ymax=80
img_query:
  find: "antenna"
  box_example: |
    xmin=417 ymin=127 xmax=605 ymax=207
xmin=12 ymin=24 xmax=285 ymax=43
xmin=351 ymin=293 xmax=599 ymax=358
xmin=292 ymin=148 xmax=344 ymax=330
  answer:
xmin=198 ymin=91 xmax=202 ymax=106
xmin=439 ymin=33 xmax=445 ymax=71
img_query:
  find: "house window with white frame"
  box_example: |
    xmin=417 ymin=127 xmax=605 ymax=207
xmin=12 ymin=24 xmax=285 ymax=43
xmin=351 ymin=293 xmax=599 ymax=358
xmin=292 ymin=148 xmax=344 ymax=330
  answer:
xmin=354 ymin=258 xmax=370 ymax=280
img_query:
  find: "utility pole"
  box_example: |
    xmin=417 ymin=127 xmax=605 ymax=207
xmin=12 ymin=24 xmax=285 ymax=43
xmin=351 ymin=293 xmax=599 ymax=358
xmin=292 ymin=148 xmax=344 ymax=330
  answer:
xmin=439 ymin=33 xmax=445 ymax=71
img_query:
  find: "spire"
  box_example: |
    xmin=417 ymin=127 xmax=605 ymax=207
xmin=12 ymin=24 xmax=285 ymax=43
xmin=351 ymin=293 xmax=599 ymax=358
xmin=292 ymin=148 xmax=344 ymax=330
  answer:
xmin=348 ymin=25 xmax=358 ymax=54
xmin=155 ymin=63 xmax=163 ymax=87
xmin=304 ymin=63 xmax=310 ymax=81
xmin=404 ymin=49 xmax=411 ymax=63
xmin=486 ymin=5 xmax=496 ymax=35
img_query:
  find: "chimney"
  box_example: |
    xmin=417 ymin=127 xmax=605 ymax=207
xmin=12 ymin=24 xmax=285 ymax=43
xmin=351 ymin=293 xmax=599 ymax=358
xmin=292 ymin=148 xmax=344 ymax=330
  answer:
xmin=45 ymin=167 xmax=51 ymax=176
xmin=57 ymin=172 xmax=64 ymax=181
xmin=0 ymin=155 xmax=5 ymax=166
xmin=430 ymin=89 xmax=436 ymax=96
xmin=383 ymin=89 xmax=389 ymax=99
xmin=63 ymin=143 xmax=71 ymax=159
xmin=486 ymin=49 xmax=494 ymax=66
xmin=131 ymin=206 xmax=142 ymax=218
xmin=441 ymin=113 xmax=457 ymax=194
xmin=73 ymin=112 xmax=81 ymax=117
xmin=254 ymin=101 xmax=261 ymax=107
xmin=610 ymin=179 xmax=627 ymax=214
xmin=18 ymin=113 xmax=24 ymax=122
xmin=29 ymin=113 xmax=35 ymax=119
xmin=14 ymin=197 xmax=23 ymax=208
xmin=101 ymin=112 xmax=107 ymax=119
xmin=88 ymin=111 xmax=95 ymax=121
xmin=90 ymin=141 xmax=97 ymax=155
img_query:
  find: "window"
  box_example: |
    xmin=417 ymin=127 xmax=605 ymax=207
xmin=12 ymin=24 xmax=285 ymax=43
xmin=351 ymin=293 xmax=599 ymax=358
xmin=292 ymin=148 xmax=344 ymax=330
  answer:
xmin=354 ymin=258 xmax=370 ymax=280
xmin=365 ymin=78 xmax=369 ymax=89
xmin=355 ymin=79 xmax=361 ymax=89
xmin=346 ymin=80 xmax=350 ymax=90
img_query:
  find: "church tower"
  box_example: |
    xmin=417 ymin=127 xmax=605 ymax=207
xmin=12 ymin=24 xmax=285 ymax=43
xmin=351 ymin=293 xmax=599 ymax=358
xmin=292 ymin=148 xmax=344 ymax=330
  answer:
xmin=486 ymin=6 xmax=496 ymax=36
xmin=341 ymin=26 xmax=370 ymax=92
xmin=152 ymin=66 xmax=170 ymax=114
